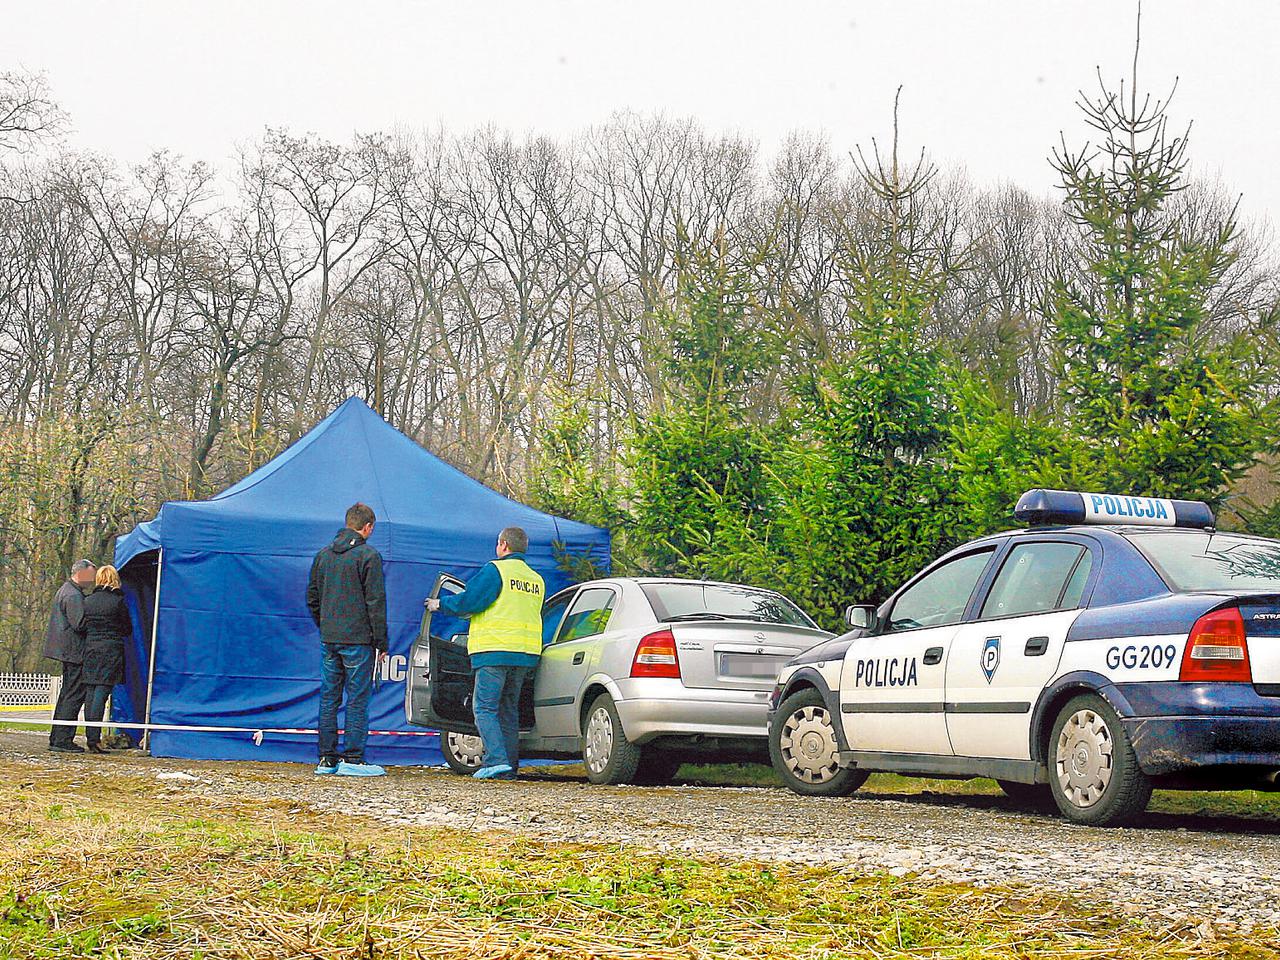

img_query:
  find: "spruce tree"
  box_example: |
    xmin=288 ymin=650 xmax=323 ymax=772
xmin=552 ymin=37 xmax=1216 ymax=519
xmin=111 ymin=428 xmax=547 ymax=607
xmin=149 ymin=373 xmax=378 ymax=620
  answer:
xmin=626 ymin=232 xmax=776 ymax=577
xmin=1049 ymin=30 xmax=1264 ymax=503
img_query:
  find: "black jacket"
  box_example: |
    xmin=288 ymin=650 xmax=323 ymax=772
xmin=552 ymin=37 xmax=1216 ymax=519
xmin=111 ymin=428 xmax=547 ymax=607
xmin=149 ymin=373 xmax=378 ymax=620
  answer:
xmin=82 ymin=586 xmax=131 ymax=687
xmin=43 ymin=579 xmax=87 ymax=664
xmin=306 ymin=528 xmax=388 ymax=652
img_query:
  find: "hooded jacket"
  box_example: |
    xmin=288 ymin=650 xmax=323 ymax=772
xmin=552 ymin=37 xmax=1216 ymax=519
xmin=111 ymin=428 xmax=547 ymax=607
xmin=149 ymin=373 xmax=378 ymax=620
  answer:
xmin=306 ymin=527 xmax=388 ymax=652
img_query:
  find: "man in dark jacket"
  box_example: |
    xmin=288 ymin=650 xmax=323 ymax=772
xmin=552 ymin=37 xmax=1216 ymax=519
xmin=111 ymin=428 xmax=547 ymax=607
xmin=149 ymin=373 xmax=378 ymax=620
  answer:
xmin=44 ymin=558 xmax=96 ymax=753
xmin=307 ymin=502 xmax=388 ymax=777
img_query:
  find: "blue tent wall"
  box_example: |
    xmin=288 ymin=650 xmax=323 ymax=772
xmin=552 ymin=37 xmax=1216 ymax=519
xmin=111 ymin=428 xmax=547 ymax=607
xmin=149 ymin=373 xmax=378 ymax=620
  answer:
xmin=113 ymin=398 xmax=611 ymax=765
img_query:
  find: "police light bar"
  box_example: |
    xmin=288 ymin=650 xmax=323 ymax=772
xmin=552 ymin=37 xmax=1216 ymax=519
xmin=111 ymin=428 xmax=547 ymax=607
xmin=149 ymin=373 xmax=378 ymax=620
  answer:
xmin=1013 ymin=489 xmax=1215 ymax=529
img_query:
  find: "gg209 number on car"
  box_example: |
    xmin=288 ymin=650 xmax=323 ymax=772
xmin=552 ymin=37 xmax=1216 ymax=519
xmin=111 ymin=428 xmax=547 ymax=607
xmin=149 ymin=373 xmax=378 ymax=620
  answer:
xmin=1106 ymin=643 xmax=1178 ymax=670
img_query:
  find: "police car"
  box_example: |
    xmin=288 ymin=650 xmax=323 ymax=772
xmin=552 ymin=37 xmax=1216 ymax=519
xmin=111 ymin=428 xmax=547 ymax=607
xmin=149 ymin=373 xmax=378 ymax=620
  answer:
xmin=767 ymin=489 xmax=1280 ymax=826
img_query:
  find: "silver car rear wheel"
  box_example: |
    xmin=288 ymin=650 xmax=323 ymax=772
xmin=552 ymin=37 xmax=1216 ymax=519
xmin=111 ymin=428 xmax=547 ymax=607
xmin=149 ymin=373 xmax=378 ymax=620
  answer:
xmin=581 ymin=693 xmax=644 ymax=785
xmin=584 ymin=705 xmax=614 ymax=775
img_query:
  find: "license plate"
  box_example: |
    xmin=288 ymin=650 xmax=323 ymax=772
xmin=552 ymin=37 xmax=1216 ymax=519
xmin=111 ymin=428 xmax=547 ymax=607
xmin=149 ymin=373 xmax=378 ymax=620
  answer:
xmin=719 ymin=653 xmax=786 ymax=678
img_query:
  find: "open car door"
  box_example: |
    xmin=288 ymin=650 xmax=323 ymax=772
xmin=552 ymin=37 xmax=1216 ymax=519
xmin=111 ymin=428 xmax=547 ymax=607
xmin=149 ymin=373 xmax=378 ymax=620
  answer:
xmin=405 ymin=573 xmax=478 ymax=734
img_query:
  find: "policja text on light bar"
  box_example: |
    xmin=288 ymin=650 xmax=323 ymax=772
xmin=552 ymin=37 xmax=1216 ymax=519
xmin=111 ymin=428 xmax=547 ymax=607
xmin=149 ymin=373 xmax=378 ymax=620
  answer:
xmin=1013 ymin=489 xmax=1215 ymax=529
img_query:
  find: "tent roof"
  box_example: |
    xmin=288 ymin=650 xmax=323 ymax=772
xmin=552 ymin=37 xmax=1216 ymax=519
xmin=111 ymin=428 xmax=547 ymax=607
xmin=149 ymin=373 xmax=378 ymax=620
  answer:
xmin=116 ymin=397 xmax=609 ymax=567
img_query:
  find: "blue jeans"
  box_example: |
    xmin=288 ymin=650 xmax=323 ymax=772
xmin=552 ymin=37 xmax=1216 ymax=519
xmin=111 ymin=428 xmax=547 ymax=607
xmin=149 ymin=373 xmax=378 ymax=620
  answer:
xmin=472 ymin=665 xmax=532 ymax=769
xmin=318 ymin=644 xmax=375 ymax=763
xmin=84 ymin=684 xmax=112 ymax=746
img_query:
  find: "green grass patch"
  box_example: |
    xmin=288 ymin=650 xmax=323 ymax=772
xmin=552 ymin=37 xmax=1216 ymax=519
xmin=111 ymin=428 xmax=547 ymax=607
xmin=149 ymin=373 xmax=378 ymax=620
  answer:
xmin=1 ymin=768 xmax=1278 ymax=959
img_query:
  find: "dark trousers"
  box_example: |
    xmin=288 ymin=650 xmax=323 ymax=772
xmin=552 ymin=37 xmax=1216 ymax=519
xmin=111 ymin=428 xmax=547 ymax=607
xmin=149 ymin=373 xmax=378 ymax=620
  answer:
xmin=318 ymin=644 xmax=375 ymax=763
xmin=472 ymin=665 xmax=533 ymax=769
xmin=50 ymin=660 xmax=87 ymax=747
xmin=84 ymin=684 xmax=112 ymax=746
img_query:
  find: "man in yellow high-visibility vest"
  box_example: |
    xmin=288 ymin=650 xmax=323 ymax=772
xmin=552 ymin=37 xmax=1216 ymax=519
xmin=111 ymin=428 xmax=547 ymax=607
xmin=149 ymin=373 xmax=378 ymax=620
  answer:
xmin=427 ymin=526 xmax=545 ymax=779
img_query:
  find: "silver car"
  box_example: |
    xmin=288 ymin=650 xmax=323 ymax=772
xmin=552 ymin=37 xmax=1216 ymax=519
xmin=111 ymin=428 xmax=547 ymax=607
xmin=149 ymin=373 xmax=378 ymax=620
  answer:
xmin=406 ymin=575 xmax=832 ymax=783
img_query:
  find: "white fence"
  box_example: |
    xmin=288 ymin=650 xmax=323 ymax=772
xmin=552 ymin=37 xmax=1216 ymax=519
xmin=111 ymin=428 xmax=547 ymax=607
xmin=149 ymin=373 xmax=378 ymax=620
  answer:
xmin=0 ymin=673 xmax=56 ymax=708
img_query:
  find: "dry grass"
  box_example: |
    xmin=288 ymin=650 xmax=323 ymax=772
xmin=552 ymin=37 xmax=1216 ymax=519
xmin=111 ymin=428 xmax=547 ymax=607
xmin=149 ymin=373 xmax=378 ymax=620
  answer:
xmin=1 ymin=768 xmax=1278 ymax=960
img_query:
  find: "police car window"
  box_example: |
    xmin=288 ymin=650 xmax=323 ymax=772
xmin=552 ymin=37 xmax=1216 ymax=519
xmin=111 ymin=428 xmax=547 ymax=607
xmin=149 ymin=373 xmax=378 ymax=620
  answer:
xmin=980 ymin=542 xmax=1090 ymax=619
xmin=541 ymin=592 xmax=575 ymax=647
xmin=1130 ymin=533 xmax=1280 ymax=592
xmin=556 ymin=588 xmax=616 ymax=643
xmin=887 ymin=549 xmax=995 ymax=632
xmin=1060 ymin=549 xmax=1094 ymax=608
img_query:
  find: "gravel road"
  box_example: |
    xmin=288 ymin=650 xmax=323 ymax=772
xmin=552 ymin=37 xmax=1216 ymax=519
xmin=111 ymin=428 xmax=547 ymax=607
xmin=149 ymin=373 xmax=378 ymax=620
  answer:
xmin=4 ymin=730 xmax=1278 ymax=933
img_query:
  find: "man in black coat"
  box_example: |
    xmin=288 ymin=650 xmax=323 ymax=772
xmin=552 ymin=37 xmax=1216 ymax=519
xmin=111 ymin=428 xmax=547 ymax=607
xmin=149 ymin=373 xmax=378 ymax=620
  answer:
xmin=44 ymin=558 xmax=97 ymax=753
xmin=306 ymin=502 xmax=388 ymax=777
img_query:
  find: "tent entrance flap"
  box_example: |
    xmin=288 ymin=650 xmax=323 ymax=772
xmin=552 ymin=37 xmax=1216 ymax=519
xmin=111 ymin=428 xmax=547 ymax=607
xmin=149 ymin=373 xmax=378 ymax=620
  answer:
xmin=114 ymin=549 xmax=161 ymax=743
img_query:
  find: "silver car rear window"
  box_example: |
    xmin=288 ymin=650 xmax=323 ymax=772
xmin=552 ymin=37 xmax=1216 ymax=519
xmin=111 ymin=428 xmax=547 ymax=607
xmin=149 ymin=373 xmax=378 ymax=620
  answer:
xmin=640 ymin=582 xmax=815 ymax=627
xmin=1129 ymin=532 xmax=1280 ymax=592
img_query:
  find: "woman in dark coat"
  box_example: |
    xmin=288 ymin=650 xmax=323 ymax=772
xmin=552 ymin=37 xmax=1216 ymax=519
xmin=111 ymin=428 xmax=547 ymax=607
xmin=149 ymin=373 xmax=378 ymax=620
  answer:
xmin=81 ymin=564 xmax=132 ymax=754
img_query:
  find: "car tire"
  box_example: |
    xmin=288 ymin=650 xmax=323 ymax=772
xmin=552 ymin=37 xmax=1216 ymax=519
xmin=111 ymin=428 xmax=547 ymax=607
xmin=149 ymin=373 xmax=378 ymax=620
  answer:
xmin=770 ymin=688 xmax=869 ymax=797
xmin=633 ymin=753 xmax=683 ymax=786
xmin=1048 ymin=693 xmax=1152 ymax=827
xmin=995 ymin=779 xmax=1054 ymax=809
xmin=440 ymin=731 xmax=485 ymax=776
xmin=582 ymin=693 xmax=643 ymax=785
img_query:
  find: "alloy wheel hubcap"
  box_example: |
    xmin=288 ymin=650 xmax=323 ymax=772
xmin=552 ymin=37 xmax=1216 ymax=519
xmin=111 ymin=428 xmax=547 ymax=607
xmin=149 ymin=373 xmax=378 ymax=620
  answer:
xmin=449 ymin=732 xmax=484 ymax=768
xmin=584 ymin=707 xmax=614 ymax=774
xmin=779 ymin=705 xmax=839 ymax=783
xmin=1055 ymin=708 xmax=1114 ymax=808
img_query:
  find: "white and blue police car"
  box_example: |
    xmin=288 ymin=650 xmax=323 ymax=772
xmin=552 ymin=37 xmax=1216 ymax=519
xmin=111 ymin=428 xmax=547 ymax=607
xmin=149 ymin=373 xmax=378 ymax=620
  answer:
xmin=767 ymin=489 xmax=1280 ymax=826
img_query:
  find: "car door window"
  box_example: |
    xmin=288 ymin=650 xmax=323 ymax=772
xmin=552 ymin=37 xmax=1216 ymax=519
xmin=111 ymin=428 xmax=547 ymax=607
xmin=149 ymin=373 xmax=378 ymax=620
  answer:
xmin=1060 ymin=549 xmax=1094 ymax=608
xmin=980 ymin=542 xmax=1092 ymax=619
xmin=886 ymin=549 xmax=995 ymax=633
xmin=556 ymin=588 xmax=616 ymax=643
xmin=541 ymin=592 xmax=575 ymax=647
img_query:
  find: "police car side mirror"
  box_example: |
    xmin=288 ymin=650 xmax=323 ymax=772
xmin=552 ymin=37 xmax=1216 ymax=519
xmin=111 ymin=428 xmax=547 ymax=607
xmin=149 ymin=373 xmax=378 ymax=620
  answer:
xmin=845 ymin=604 xmax=877 ymax=631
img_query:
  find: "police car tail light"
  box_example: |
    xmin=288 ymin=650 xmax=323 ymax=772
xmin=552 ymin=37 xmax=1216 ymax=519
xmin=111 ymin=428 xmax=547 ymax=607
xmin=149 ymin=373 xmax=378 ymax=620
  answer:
xmin=1179 ymin=607 xmax=1251 ymax=683
xmin=631 ymin=629 xmax=681 ymax=679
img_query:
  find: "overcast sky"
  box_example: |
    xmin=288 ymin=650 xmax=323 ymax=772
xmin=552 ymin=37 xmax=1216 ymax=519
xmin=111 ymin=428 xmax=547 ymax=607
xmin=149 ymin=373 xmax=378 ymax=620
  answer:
xmin=3 ymin=1 xmax=1277 ymax=227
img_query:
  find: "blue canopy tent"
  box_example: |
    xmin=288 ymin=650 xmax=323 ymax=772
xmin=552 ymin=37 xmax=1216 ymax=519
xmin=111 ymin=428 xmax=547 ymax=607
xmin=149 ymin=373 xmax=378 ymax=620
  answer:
xmin=112 ymin=397 xmax=611 ymax=765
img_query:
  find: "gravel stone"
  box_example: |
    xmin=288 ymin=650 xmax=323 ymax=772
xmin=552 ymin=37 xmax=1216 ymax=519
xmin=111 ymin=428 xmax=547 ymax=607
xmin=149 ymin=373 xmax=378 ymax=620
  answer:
xmin=5 ymin=730 xmax=1279 ymax=929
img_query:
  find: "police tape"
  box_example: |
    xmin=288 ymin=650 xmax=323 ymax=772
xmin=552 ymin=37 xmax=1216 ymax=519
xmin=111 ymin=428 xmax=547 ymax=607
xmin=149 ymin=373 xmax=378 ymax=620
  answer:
xmin=0 ymin=716 xmax=442 ymax=744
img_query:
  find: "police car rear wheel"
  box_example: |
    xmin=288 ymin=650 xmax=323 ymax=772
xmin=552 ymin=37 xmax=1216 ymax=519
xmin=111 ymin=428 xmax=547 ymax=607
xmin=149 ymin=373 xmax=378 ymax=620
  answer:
xmin=442 ymin=732 xmax=485 ymax=775
xmin=1049 ymin=694 xmax=1151 ymax=826
xmin=582 ymin=693 xmax=643 ymax=785
xmin=770 ymin=688 xmax=868 ymax=797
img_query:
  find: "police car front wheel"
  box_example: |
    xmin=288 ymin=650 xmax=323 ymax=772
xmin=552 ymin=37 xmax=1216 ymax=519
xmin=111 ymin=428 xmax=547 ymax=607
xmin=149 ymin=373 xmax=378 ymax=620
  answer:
xmin=1048 ymin=694 xmax=1152 ymax=827
xmin=770 ymin=688 xmax=869 ymax=797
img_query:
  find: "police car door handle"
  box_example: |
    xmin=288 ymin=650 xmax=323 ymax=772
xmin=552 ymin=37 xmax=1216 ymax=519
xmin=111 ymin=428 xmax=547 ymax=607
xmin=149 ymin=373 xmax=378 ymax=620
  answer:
xmin=572 ymin=651 xmax=585 ymax=665
xmin=1024 ymin=636 xmax=1050 ymax=656
xmin=923 ymin=646 xmax=944 ymax=665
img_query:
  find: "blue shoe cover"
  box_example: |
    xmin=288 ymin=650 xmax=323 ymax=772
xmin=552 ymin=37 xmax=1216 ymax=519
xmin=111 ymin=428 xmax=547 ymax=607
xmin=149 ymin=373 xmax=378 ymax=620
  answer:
xmin=336 ymin=760 xmax=386 ymax=777
xmin=473 ymin=763 xmax=514 ymax=780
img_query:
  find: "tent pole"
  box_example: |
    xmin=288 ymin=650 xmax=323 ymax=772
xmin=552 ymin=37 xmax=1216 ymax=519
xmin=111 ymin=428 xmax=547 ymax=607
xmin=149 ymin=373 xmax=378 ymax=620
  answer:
xmin=141 ymin=548 xmax=163 ymax=753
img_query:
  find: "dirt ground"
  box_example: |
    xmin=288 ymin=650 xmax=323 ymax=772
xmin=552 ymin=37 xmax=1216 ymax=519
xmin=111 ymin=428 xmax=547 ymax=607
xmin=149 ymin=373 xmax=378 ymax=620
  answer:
xmin=4 ymin=728 xmax=1278 ymax=935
